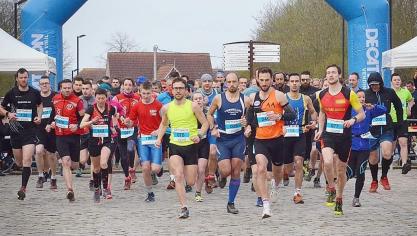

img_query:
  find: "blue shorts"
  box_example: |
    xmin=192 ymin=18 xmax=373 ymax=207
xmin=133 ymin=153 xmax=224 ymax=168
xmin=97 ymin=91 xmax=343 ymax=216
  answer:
xmin=137 ymin=138 xmax=162 ymax=165
xmin=216 ymin=135 xmax=246 ymax=161
xmin=208 ymin=132 xmax=217 ymax=145
xmin=369 ymin=130 xmax=394 ymax=151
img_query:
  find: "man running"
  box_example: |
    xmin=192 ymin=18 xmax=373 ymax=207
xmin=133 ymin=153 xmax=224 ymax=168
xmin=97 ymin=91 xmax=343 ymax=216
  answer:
xmin=48 ymin=79 xmax=85 ymax=201
xmin=35 ymin=75 xmax=58 ymax=190
xmin=246 ymin=67 xmax=296 ymax=218
xmin=126 ymin=81 xmax=163 ymax=202
xmin=315 ymin=64 xmax=365 ymax=215
xmin=0 ymin=68 xmax=42 ymax=200
xmin=80 ymin=88 xmax=118 ymax=202
xmin=208 ymin=72 xmax=251 ymax=214
xmin=155 ymin=78 xmax=208 ymax=219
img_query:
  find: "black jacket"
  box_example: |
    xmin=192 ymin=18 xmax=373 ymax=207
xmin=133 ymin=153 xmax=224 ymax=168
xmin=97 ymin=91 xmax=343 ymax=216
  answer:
xmin=365 ymin=72 xmax=403 ymax=136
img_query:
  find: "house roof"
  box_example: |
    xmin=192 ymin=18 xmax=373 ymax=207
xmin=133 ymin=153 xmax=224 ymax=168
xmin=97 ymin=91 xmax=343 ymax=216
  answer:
xmin=156 ymin=64 xmax=180 ymax=81
xmin=78 ymin=68 xmax=106 ymax=83
xmin=107 ymin=52 xmax=212 ymax=80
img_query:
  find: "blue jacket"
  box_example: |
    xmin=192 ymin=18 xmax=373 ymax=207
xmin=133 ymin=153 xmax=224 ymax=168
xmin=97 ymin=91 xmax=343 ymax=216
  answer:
xmin=352 ymin=104 xmax=387 ymax=151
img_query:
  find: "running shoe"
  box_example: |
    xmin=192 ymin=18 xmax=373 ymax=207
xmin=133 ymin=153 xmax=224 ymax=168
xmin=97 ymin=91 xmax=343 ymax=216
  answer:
xmin=17 ymin=187 xmax=26 ymax=200
xmin=75 ymin=168 xmax=82 ymax=177
xmin=36 ymin=177 xmax=43 ymax=188
xmin=304 ymin=169 xmax=315 ymax=182
xmin=151 ymin=173 xmax=158 ymax=185
xmin=256 ymin=197 xmax=263 ymax=207
xmin=352 ymin=197 xmax=361 ymax=207
xmin=326 ymin=189 xmax=336 ymax=207
xmin=402 ymin=162 xmax=412 ymax=175
xmin=369 ymin=180 xmax=378 ymax=193
xmin=103 ymin=188 xmax=112 ymax=200
xmin=334 ymin=199 xmax=343 ymax=216
xmin=124 ymin=176 xmax=132 ymax=190
xmin=313 ymin=177 xmax=321 ymax=188
xmin=380 ymin=176 xmax=391 ymax=190
xmin=219 ymin=177 xmax=227 ymax=189
xmin=50 ymin=179 xmax=57 ymax=190
xmin=185 ymin=184 xmax=192 ymax=193
xmin=293 ymin=193 xmax=304 ymax=204
xmin=89 ymin=180 xmax=94 ymax=191
xmin=243 ymin=168 xmax=252 ymax=183
xmin=94 ymin=188 xmax=100 ymax=203
xmin=145 ymin=192 xmax=155 ymax=202
xmin=204 ymin=175 xmax=215 ymax=193
xmin=67 ymin=189 xmax=75 ymax=202
xmin=167 ymin=180 xmax=176 ymax=190
xmin=178 ymin=207 xmax=189 ymax=219
xmin=195 ymin=192 xmax=203 ymax=202
xmin=227 ymin=203 xmax=239 ymax=214
xmin=157 ymin=167 xmax=164 ymax=177
xmin=262 ymin=203 xmax=271 ymax=219
xmin=283 ymin=174 xmax=289 ymax=186
xmin=129 ymin=168 xmax=137 ymax=183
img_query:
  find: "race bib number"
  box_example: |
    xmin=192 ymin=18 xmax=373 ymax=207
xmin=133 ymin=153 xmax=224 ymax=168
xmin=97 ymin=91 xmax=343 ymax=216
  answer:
xmin=225 ymin=119 xmax=242 ymax=134
xmin=16 ymin=109 xmax=32 ymax=122
xmin=371 ymin=114 xmax=387 ymax=126
xmin=257 ymin=112 xmax=276 ymax=128
xmin=360 ymin=131 xmax=376 ymax=139
xmin=55 ymin=115 xmax=69 ymax=129
xmin=172 ymin=128 xmax=190 ymax=142
xmin=284 ymin=125 xmax=300 ymax=137
xmin=326 ymin=118 xmax=344 ymax=134
xmin=42 ymin=107 xmax=52 ymax=119
xmin=92 ymin=125 xmax=109 ymax=138
xmin=141 ymin=134 xmax=157 ymax=145
xmin=120 ymin=128 xmax=134 ymax=139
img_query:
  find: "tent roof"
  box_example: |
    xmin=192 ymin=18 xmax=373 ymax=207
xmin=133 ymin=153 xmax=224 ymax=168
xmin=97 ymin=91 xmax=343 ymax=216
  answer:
xmin=0 ymin=28 xmax=56 ymax=73
xmin=382 ymin=36 xmax=417 ymax=69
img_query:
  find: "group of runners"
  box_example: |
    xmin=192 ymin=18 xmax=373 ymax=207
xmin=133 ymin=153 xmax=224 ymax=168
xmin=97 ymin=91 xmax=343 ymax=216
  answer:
xmin=0 ymin=64 xmax=413 ymax=219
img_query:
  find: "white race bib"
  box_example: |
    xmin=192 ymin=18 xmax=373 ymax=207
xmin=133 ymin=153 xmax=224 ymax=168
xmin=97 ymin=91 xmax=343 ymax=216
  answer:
xmin=371 ymin=114 xmax=387 ymax=126
xmin=120 ymin=128 xmax=134 ymax=139
xmin=141 ymin=134 xmax=157 ymax=145
xmin=225 ymin=119 xmax=242 ymax=134
xmin=360 ymin=131 xmax=377 ymax=139
xmin=326 ymin=118 xmax=344 ymax=134
xmin=256 ymin=112 xmax=276 ymax=128
xmin=284 ymin=125 xmax=300 ymax=137
xmin=172 ymin=128 xmax=190 ymax=142
xmin=16 ymin=109 xmax=32 ymax=122
xmin=92 ymin=125 xmax=109 ymax=138
xmin=55 ymin=115 xmax=69 ymax=129
xmin=42 ymin=107 xmax=52 ymax=119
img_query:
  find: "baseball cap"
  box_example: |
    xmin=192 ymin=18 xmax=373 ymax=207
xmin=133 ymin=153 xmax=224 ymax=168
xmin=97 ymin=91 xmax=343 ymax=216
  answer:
xmin=216 ymin=71 xmax=225 ymax=78
xmin=136 ymin=76 xmax=148 ymax=85
xmin=201 ymin=74 xmax=213 ymax=81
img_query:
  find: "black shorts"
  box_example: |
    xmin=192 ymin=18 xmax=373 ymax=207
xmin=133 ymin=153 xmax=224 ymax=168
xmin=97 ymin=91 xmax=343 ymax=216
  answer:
xmin=254 ymin=136 xmax=284 ymax=166
xmin=283 ymin=133 xmax=306 ymax=164
xmin=80 ymin=134 xmax=90 ymax=150
xmin=393 ymin=121 xmax=408 ymax=140
xmin=88 ymin=138 xmax=116 ymax=157
xmin=169 ymin=143 xmax=197 ymax=166
xmin=56 ymin=135 xmax=80 ymax=162
xmin=162 ymin=133 xmax=170 ymax=153
xmin=36 ymin=128 xmax=56 ymax=153
xmin=321 ymin=134 xmax=351 ymax=163
xmin=196 ymin=138 xmax=209 ymax=160
xmin=10 ymin=128 xmax=37 ymax=149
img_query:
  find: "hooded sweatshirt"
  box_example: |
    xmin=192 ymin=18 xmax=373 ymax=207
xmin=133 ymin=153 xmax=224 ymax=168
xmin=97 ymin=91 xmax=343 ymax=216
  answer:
xmin=364 ymin=72 xmax=403 ymax=136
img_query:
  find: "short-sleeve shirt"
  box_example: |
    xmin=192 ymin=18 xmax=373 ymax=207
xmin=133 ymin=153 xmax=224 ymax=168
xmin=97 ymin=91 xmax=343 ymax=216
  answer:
xmin=129 ymin=100 xmax=162 ymax=135
xmin=390 ymin=88 xmax=413 ymax=122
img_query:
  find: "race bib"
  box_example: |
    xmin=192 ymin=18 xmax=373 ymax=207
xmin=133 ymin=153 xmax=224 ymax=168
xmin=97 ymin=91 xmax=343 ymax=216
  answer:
xmin=92 ymin=125 xmax=109 ymax=138
xmin=120 ymin=128 xmax=134 ymax=139
xmin=225 ymin=119 xmax=242 ymax=134
xmin=16 ymin=109 xmax=32 ymax=122
xmin=326 ymin=118 xmax=344 ymax=134
xmin=284 ymin=125 xmax=300 ymax=137
xmin=141 ymin=134 xmax=157 ymax=145
xmin=257 ymin=112 xmax=276 ymax=128
xmin=42 ymin=107 xmax=52 ymax=119
xmin=172 ymin=128 xmax=190 ymax=142
xmin=360 ymin=131 xmax=377 ymax=139
xmin=55 ymin=115 xmax=69 ymax=129
xmin=371 ymin=114 xmax=387 ymax=126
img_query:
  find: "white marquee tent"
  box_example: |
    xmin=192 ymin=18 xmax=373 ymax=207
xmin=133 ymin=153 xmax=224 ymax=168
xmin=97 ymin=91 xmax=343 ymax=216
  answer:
xmin=0 ymin=28 xmax=56 ymax=73
xmin=382 ymin=36 xmax=417 ymax=70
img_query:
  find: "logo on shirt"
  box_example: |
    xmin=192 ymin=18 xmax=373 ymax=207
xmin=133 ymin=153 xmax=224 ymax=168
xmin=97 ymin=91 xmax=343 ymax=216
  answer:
xmin=335 ymin=99 xmax=346 ymax=105
xmin=66 ymin=104 xmax=74 ymax=110
xmin=150 ymin=110 xmax=157 ymax=116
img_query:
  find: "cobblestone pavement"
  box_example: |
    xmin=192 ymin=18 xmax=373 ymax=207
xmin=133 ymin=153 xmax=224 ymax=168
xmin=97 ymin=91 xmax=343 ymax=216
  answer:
xmin=1 ymin=169 xmax=416 ymax=235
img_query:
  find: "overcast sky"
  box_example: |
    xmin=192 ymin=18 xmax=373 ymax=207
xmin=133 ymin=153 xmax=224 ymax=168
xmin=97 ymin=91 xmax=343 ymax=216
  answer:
xmin=63 ymin=0 xmax=274 ymax=70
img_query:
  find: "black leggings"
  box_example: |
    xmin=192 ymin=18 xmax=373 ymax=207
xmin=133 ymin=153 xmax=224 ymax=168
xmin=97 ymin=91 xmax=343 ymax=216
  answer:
xmin=347 ymin=150 xmax=369 ymax=198
xmin=117 ymin=139 xmax=135 ymax=177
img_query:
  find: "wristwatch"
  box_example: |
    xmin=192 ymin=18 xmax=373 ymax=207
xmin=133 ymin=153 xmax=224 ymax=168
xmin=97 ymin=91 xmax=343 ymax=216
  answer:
xmin=352 ymin=116 xmax=358 ymax=123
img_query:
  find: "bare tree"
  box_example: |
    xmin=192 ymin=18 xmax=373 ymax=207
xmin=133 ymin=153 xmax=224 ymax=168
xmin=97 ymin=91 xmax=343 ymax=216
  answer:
xmin=105 ymin=32 xmax=138 ymax=52
xmin=62 ymin=40 xmax=74 ymax=79
xmin=0 ymin=0 xmax=16 ymax=36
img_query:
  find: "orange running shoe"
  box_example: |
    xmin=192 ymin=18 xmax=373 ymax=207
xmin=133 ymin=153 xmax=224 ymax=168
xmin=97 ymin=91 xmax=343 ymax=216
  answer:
xmin=369 ymin=180 xmax=378 ymax=193
xmin=380 ymin=177 xmax=391 ymax=190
